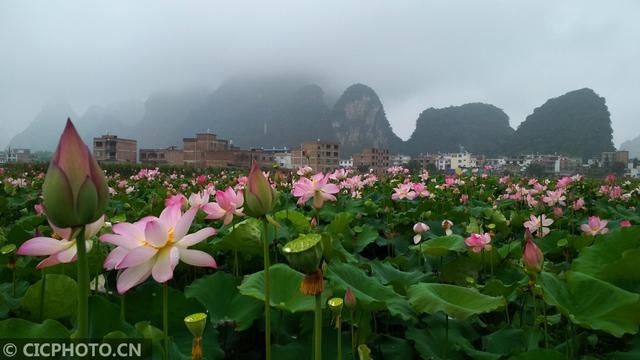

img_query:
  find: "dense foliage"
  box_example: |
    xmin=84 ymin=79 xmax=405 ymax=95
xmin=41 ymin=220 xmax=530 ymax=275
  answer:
xmin=1 ymin=162 xmax=640 ymax=359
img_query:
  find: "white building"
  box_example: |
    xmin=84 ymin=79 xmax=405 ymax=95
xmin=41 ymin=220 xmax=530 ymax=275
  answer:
xmin=339 ymin=158 xmax=353 ymax=168
xmin=274 ymin=152 xmax=292 ymax=169
xmin=627 ymin=162 xmax=640 ymax=178
xmin=435 ymin=152 xmax=478 ymax=171
xmin=390 ymin=154 xmax=411 ymax=166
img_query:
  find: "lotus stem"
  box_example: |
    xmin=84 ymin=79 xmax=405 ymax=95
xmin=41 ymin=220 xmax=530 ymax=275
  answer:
xmin=350 ymin=311 xmax=356 ymax=358
xmin=75 ymin=227 xmax=89 ymax=338
xmin=314 ymin=293 xmax=322 ymax=360
xmin=262 ymin=218 xmax=272 ymax=360
xmin=337 ymin=317 xmax=342 ymax=360
xmin=120 ymin=295 xmax=125 ymax=323
xmin=163 ymin=282 xmax=169 ymax=360
xmin=39 ymin=269 xmax=46 ymax=322
xmin=445 ymin=314 xmax=449 ymax=359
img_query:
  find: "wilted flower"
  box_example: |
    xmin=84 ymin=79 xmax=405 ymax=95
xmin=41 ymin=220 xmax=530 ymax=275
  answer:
xmin=292 ymin=173 xmax=340 ymax=209
xmin=17 ymin=216 xmax=104 ymax=269
xmin=203 ymin=187 xmax=244 ymax=225
xmin=522 ymin=230 xmax=543 ymax=273
xmin=523 ymin=214 xmax=553 ymax=237
xmin=244 ymin=161 xmax=277 ymax=217
xmin=412 ymin=222 xmax=429 ymax=244
xmin=580 ymin=216 xmax=609 ymax=236
xmin=42 ymin=119 xmax=109 ymax=228
xmin=465 ymin=233 xmax=492 ymax=253
xmin=100 ymin=205 xmax=217 ymax=294
xmin=441 ymin=220 xmax=454 ymax=236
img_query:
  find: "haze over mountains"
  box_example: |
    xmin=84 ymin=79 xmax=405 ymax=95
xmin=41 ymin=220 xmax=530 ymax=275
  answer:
xmin=9 ymin=76 xmax=619 ymax=159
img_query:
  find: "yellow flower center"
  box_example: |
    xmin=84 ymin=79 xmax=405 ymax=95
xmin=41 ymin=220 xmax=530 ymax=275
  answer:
xmin=167 ymin=227 xmax=175 ymax=244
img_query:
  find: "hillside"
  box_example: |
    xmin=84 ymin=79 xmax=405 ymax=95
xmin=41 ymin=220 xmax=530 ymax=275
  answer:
xmin=405 ymin=103 xmax=514 ymax=156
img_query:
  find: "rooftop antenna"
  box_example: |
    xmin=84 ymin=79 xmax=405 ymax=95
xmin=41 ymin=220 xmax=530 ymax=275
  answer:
xmin=264 ymin=121 xmax=267 ymax=135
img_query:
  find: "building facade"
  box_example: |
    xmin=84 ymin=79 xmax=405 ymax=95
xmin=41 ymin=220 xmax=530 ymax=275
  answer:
xmin=291 ymin=140 xmax=340 ymax=172
xmin=93 ymin=135 xmax=137 ymax=163
xmin=352 ymin=148 xmax=390 ymax=174
xmin=139 ymin=146 xmax=184 ymax=165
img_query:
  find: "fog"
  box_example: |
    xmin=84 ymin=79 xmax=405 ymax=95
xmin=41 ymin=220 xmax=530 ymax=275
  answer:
xmin=1 ymin=0 xmax=640 ymax=148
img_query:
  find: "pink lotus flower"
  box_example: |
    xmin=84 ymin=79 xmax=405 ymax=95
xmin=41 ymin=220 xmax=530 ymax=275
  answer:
xmin=297 ymin=166 xmax=313 ymax=176
xmin=34 ymin=203 xmax=45 ymax=216
xmin=100 ymin=205 xmax=217 ymax=294
xmin=292 ymin=173 xmax=340 ymax=209
xmin=573 ymin=198 xmax=585 ymax=211
xmin=413 ymin=222 xmax=429 ymax=244
xmin=523 ymin=214 xmax=553 ymax=237
xmin=522 ymin=230 xmax=543 ymax=273
xmin=620 ymin=219 xmax=632 ymax=228
xmin=553 ymin=207 xmax=563 ymax=218
xmin=605 ymin=174 xmax=616 ymax=184
xmin=460 ymin=194 xmax=469 ymax=205
xmin=203 ymin=187 xmax=244 ymax=225
xmin=465 ymin=233 xmax=492 ymax=253
xmin=188 ymin=187 xmax=214 ymax=209
xmin=412 ymin=183 xmax=431 ymax=198
xmin=580 ymin=216 xmax=609 ymax=236
xmin=556 ymin=176 xmax=572 ymax=189
xmin=542 ymin=189 xmax=566 ymax=207
xmin=391 ymin=183 xmax=416 ymax=201
xmin=196 ymin=175 xmax=207 ymax=185
xmin=17 ymin=216 xmax=105 ymax=269
xmin=165 ymin=193 xmax=187 ymax=208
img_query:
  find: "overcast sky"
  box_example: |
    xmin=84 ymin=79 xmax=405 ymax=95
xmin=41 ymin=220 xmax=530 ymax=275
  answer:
xmin=1 ymin=1 xmax=639 ymax=148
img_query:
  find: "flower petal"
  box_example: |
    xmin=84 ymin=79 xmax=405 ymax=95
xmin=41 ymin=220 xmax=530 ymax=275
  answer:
xmin=17 ymin=237 xmax=73 ymax=256
xmin=116 ymin=246 xmax=158 ymax=269
xmin=145 ymin=220 xmax=169 ymax=248
xmin=179 ymin=248 xmax=217 ymax=268
xmin=174 ymin=207 xmax=197 ymax=240
xmin=177 ymin=227 xmax=217 ymax=247
xmin=151 ymin=247 xmax=179 ymax=283
xmin=104 ymin=247 xmax=129 ymax=270
xmin=117 ymin=259 xmax=154 ymax=294
xmin=36 ymin=255 xmax=62 ymax=269
xmin=160 ymin=204 xmax=181 ymax=227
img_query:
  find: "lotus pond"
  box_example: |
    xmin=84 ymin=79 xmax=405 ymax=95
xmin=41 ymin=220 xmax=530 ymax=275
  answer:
xmin=1 ymin=159 xmax=640 ymax=359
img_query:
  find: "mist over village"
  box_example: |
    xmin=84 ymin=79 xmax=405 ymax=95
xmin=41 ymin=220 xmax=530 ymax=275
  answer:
xmin=1 ymin=2 xmax=640 ymax=359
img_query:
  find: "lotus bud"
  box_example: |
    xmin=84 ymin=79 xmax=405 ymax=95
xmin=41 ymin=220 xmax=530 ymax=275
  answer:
xmin=244 ymin=160 xmax=277 ymax=217
xmin=42 ymin=119 xmax=109 ymax=228
xmin=522 ymin=230 xmax=543 ymax=273
xmin=344 ymin=287 xmax=357 ymax=310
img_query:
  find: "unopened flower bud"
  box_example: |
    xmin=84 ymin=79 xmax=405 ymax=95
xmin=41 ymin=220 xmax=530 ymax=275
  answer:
xmin=42 ymin=119 xmax=109 ymax=228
